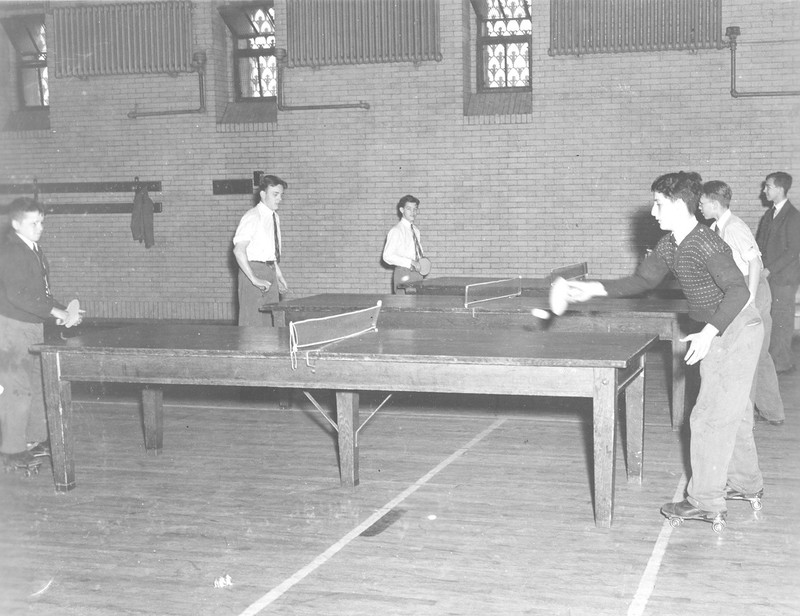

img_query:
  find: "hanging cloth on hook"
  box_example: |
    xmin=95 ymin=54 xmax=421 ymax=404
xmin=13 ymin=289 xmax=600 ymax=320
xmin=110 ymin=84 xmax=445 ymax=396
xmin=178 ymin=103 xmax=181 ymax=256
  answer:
xmin=131 ymin=185 xmax=155 ymax=248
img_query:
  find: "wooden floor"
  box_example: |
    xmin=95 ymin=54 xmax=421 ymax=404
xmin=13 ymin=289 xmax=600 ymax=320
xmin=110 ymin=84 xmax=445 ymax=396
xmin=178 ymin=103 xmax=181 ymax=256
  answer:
xmin=1 ymin=341 xmax=798 ymax=616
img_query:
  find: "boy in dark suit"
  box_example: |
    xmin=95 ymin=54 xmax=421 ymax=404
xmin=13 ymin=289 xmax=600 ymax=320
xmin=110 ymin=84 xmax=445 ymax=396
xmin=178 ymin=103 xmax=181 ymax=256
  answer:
xmin=0 ymin=197 xmax=81 ymax=472
xmin=756 ymin=172 xmax=800 ymax=374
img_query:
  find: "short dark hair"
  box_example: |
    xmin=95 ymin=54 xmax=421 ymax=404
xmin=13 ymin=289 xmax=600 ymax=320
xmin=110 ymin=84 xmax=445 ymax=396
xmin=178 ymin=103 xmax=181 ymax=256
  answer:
xmin=766 ymin=171 xmax=792 ymax=194
xmin=651 ymin=171 xmax=703 ymax=212
xmin=258 ymin=174 xmax=288 ymax=191
xmin=397 ymin=194 xmax=419 ymax=213
xmin=701 ymin=180 xmax=732 ymax=209
xmin=6 ymin=196 xmax=44 ymax=223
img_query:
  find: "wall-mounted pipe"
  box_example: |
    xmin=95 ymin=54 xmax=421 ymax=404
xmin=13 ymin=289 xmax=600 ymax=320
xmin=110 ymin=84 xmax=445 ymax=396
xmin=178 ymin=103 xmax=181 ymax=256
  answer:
xmin=275 ymin=49 xmax=370 ymax=112
xmin=726 ymin=27 xmax=800 ymax=98
xmin=128 ymin=51 xmax=208 ymax=119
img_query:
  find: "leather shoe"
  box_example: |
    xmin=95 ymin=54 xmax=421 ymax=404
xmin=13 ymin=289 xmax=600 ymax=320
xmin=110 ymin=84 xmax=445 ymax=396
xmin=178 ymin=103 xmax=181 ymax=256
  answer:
xmin=661 ymin=499 xmax=724 ymax=518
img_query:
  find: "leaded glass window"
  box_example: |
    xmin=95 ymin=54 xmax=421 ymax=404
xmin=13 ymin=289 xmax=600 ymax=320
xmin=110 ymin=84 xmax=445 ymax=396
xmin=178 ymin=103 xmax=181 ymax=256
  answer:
xmin=220 ymin=4 xmax=277 ymax=100
xmin=477 ymin=0 xmax=531 ymax=91
xmin=1 ymin=14 xmax=48 ymax=108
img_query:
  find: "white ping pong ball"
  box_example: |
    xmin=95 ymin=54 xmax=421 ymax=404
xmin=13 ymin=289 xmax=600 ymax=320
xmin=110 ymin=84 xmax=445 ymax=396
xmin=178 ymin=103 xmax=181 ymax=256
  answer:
xmin=531 ymin=308 xmax=551 ymax=320
xmin=427 ymin=514 xmax=437 ymax=520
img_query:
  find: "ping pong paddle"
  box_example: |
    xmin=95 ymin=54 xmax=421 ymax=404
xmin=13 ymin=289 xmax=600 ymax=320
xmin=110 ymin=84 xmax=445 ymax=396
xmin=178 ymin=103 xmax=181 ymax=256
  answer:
xmin=63 ymin=299 xmax=85 ymax=328
xmin=549 ymin=276 xmax=570 ymax=316
xmin=418 ymin=257 xmax=432 ymax=276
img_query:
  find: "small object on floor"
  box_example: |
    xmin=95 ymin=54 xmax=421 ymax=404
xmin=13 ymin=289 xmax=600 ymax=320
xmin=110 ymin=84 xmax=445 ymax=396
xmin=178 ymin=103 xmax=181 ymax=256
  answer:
xmin=29 ymin=578 xmax=54 ymax=598
xmin=3 ymin=450 xmax=43 ymax=477
xmin=660 ymin=499 xmax=727 ymax=534
xmin=776 ymin=364 xmax=796 ymax=375
xmin=214 ymin=574 xmax=232 ymax=588
xmin=725 ymin=486 xmax=764 ymax=511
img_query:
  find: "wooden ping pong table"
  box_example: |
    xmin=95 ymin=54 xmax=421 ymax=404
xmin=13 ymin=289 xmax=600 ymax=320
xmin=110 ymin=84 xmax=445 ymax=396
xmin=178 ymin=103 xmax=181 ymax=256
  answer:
xmin=36 ymin=324 xmax=655 ymax=528
xmin=264 ymin=293 xmax=694 ymax=427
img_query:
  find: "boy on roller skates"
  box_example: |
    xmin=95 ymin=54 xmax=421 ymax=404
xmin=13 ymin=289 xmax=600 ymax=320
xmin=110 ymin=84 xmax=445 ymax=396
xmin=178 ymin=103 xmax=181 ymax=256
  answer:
xmin=559 ymin=172 xmax=764 ymax=532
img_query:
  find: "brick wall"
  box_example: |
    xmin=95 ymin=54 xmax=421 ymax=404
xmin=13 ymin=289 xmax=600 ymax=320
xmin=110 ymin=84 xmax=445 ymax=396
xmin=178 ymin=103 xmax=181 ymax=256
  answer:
xmin=0 ymin=0 xmax=798 ymax=321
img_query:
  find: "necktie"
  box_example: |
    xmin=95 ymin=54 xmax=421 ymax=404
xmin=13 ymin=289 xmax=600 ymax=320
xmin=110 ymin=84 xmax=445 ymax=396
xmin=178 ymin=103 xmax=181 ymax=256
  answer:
xmin=33 ymin=243 xmax=52 ymax=298
xmin=411 ymin=224 xmax=423 ymax=260
xmin=715 ymin=224 xmax=722 ymax=237
xmin=272 ymin=212 xmax=281 ymax=263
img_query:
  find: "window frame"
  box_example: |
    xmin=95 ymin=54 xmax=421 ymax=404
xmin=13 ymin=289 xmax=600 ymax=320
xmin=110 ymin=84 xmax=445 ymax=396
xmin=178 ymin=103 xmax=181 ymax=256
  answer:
xmin=219 ymin=3 xmax=278 ymax=102
xmin=475 ymin=0 xmax=532 ymax=93
xmin=1 ymin=13 xmax=48 ymax=109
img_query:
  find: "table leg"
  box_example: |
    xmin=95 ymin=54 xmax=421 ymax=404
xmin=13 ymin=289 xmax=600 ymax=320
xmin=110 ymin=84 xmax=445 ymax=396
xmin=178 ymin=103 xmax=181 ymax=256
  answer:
xmin=336 ymin=391 xmax=359 ymax=487
xmin=142 ymin=387 xmax=163 ymax=455
xmin=270 ymin=308 xmax=287 ymax=327
xmin=267 ymin=312 xmax=292 ymax=409
xmin=671 ymin=329 xmax=687 ymax=430
xmin=592 ymin=367 xmax=617 ymax=528
xmin=41 ymin=352 xmax=75 ymax=492
xmin=624 ymin=355 xmax=645 ymax=484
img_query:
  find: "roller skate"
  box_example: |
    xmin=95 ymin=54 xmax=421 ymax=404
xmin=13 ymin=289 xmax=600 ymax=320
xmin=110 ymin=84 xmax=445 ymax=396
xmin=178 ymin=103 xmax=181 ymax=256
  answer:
xmin=3 ymin=450 xmax=43 ymax=477
xmin=27 ymin=439 xmax=51 ymax=459
xmin=660 ymin=499 xmax=727 ymax=534
xmin=725 ymin=486 xmax=763 ymax=511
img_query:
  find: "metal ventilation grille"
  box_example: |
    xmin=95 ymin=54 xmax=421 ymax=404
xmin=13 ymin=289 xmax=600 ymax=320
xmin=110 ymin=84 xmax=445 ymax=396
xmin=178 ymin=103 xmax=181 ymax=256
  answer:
xmin=52 ymin=1 xmax=193 ymax=77
xmin=285 ymin=0 xmax=442 ymax=68
xmin=549 ymin=0 xmax=723 ymax=56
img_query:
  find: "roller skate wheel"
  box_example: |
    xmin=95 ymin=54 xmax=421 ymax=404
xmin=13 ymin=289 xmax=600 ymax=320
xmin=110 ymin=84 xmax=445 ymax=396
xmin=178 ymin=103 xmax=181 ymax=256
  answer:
xmin=668 ymin=517 xmax=683 ymax=528
xmin=712 ymin=520 xmax=726 ymax=534
xmin=751 ymin=500 xmax=763 ymax=512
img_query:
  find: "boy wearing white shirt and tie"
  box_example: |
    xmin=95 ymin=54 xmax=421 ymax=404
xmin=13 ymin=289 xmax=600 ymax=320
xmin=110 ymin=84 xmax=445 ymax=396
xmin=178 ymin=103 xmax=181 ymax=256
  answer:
xmin=699 ymin=180 xmax=784 ymax=426
xmin=233 ymin=174 xmax=289 ymax=326
xmin=383 ymin=195 xmax=425 ymax=293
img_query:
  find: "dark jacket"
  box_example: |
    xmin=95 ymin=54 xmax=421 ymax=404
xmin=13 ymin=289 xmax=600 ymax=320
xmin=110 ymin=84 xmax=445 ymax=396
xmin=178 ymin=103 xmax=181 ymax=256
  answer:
xmin=131 ymin=187 xmax=155 ymax=248
xmin=0 ymin=231 xmax=63 ymax=323
xmin=756 ymin=199 xmax=800 ymax=286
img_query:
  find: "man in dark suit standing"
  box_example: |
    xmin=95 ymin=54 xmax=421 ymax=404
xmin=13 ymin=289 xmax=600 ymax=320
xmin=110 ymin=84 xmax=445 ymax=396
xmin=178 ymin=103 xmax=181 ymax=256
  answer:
xmin=756 ymin=172 xmax=800 ymax=374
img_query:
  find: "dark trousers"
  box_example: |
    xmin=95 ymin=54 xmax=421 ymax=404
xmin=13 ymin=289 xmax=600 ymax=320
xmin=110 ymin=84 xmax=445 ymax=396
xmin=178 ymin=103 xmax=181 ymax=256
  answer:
xmin=237 ymin=261 xmax=278 ymax=326
xmin=392 ymin=267 xmax=423 ymax=294
xmin=767 ymin=280 xmax=798 ymax=371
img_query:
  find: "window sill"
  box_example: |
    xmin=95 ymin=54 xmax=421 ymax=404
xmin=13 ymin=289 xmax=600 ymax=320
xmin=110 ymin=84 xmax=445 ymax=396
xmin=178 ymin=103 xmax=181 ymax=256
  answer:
xmin=219 ymin=100 xmax=277 ymax=125
xmin=3 ymin=108 xmax=50 ymax=132
xmin=464 ymin=90 xmax=532 ymax=117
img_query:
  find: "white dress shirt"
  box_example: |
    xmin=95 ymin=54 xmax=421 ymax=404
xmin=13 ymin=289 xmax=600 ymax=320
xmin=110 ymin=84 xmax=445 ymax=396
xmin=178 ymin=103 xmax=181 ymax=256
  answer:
xmin=383 ymin=218 xmax=422 ymax=269
xmin=232 ymin=202 xmax=281 ymax=262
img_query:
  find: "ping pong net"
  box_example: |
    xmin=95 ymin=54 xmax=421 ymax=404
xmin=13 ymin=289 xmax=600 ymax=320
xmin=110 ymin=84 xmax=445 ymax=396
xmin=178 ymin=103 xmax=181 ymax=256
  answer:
xmin=463 ymin=276 xmax=522 ymax=309
xmin=289 ymin=301 xmax=382 ymax=369
xmin=550 ymin=261 xmax=588 ymax=281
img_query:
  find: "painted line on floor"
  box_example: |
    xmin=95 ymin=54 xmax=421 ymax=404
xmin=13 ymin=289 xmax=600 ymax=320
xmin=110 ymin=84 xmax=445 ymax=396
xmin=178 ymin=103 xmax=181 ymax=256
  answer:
xmin=238 ymin=417 xmax=508 ymax=616
xmin=626 ymin=473 xmax=688 ymax=616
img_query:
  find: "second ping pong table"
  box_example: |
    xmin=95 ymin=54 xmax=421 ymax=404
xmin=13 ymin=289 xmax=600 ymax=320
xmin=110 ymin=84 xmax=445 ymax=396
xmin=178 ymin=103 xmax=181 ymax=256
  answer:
xmin=263 ymin=292 xmax=695 ymax=427
xmin=35 ymin=323 xmax=655 ymax=528
xmin=400 ymin=274 xmax=686 ymax=299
